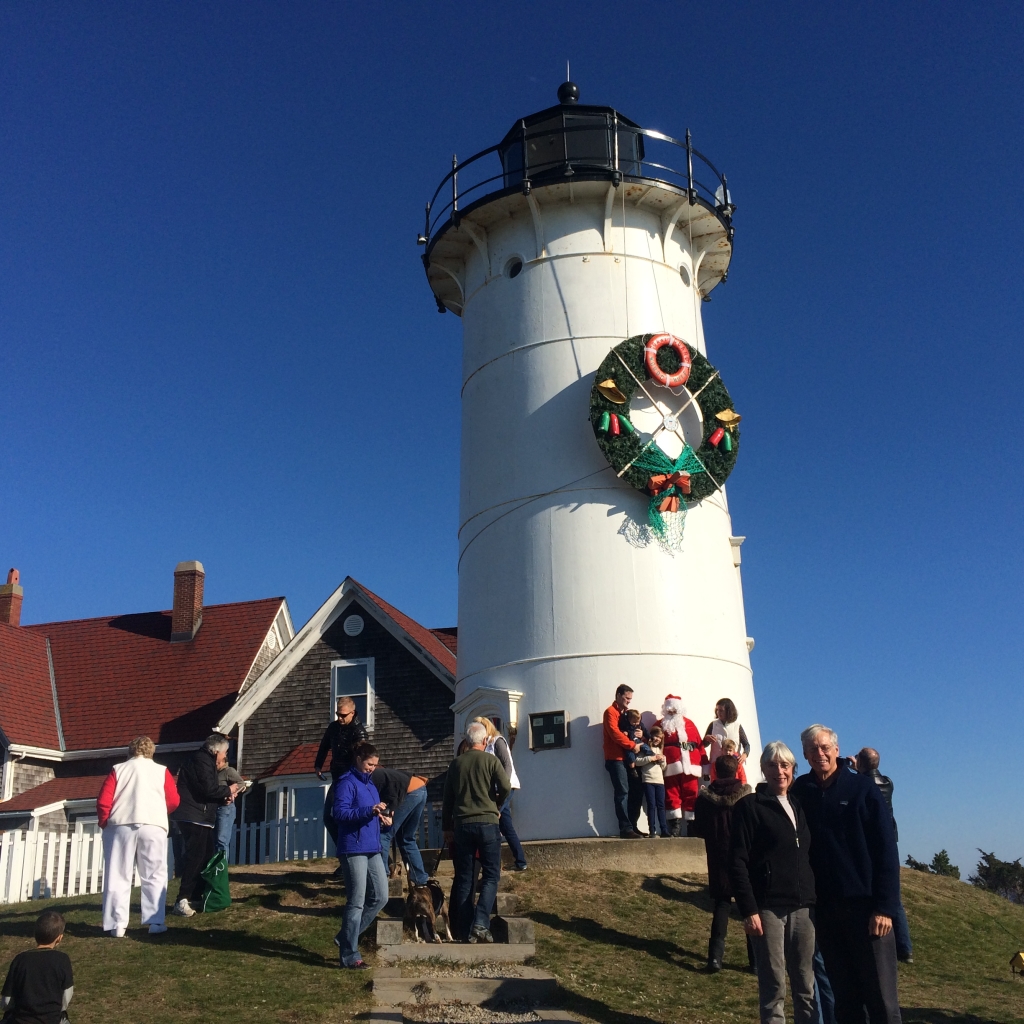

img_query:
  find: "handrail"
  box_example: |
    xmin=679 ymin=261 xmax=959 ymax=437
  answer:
xmin=421 ymin=117 xmax=733 ymax=251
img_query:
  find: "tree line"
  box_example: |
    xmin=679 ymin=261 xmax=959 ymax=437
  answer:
xmin=906 ymin=849 xmax=1024 ymax=903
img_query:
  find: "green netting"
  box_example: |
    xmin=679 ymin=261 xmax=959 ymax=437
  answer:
xmin=631 ymin=443 xmax=707 ymax=542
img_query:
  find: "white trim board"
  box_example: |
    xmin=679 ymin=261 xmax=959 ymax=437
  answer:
xmin=215 ymin=578 xmax=455 ymax=734
xmin=6 ymin=741 xmax=204 ymax=763
xmin=236 ymin=599 xmax=292 ymax=694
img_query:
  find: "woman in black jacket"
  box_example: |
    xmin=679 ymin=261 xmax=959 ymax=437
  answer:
xmin=730 ymin=741 xmax=816 ymax=1024
xmin=169 ymin=735 xmax=238 ymax=916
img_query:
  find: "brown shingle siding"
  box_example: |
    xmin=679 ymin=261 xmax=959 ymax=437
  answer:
xmin=240 ymin=600 xmax=454 ymax=820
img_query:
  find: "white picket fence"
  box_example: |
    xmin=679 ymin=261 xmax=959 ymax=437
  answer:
xmin=1 ymin=805 xmax=444 ymax=905
xmin=0 ymin=829 xmax=115 ymax=904
xmin=223 ymin=804 xmax=444 ymax=866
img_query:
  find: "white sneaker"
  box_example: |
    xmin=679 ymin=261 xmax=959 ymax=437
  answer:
xmin=171 ymin=899 xmax=196 ymax=918
xmin=107 ymin=928 xmax=126 ymax=938
xmin=148 ymin=924 xmax=168 ymax=934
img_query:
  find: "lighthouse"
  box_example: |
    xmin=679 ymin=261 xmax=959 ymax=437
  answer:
xmin=421 ymin=82 xmax=761 ymax=840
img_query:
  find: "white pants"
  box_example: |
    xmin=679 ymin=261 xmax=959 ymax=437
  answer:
xmin=102 ymin=823 xmax=168 ymax=931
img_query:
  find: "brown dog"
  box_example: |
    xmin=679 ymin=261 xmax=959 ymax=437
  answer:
xmin=403 ymin=879 xmax=453 ymax=943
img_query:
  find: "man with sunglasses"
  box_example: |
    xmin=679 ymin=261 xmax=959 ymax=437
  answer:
xmin=316 ymin=697 xmax=369 ymax=867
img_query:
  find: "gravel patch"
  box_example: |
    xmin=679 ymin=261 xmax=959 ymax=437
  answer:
xmin=399 ymin=963 xmax=525 ymax=979
xmin=402 ymin=1001 xmax=541 ymax=1023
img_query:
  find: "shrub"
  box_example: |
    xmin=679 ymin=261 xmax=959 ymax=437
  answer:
xmin=969 ymin=850 xmax=1024 ymax=903
xmin=905 ymin=850 xmax=960 ymax=879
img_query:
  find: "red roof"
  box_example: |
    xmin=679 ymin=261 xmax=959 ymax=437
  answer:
xmin=430 ymin=628 xmax=457 ymax=657
xmin=0 ymin=622 xmax=62 ymax=749
xmin=261 ymin=742 xmax=320 ymax=779
xmin=354 ymin=581 xmax=457 ymax=677
xmin=21 ymin=598 xmax=283 ymax=751
xmin=0 ymin=774 xmax=107 ymax=813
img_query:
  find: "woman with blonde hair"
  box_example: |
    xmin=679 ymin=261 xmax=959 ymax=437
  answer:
xmin=471 ymin=717 xmax=527 ymax=871
xmin=96 ymin=736 xmax=180 ymax=936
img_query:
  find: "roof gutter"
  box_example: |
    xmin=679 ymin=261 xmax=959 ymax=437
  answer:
xmin=6 ymin=740 xmax=203 ymax=763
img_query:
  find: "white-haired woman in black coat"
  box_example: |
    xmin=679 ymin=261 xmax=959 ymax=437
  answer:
xmin=730 ymin=740 xmax=817 ymax=1024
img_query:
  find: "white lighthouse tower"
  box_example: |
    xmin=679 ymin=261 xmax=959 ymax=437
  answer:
xmin=422 ymin=82 xmax=761 ymax=840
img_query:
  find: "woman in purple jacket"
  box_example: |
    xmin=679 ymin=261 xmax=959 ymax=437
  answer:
xmin=333 ymin=741 xmax=392 ymax=969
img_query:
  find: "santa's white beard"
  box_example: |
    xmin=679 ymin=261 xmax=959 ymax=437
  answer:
xmin=660 ymin=713 xmax=686 ymax=738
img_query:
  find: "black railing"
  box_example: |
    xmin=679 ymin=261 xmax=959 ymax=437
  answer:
xmin=420 ymin=118 xmax=734 ymax=252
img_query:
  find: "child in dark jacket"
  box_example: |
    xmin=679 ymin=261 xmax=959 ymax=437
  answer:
xmin=691 ymin=755 xmax=753 ymax=971
xmin=2 ymin=910 xmax=73 ymax=1024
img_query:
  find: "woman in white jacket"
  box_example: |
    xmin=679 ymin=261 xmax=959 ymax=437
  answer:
xmin=97 ymin=736 xmax=180 ymax=936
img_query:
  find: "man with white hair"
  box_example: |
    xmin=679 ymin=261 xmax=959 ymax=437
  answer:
xmin=791 ymin=725 xmax=901 ymax=1024
xmin=657 ymin=695 xmax=704 ymax=837
xmin=442 ymin=721 xmax=511 ymax=943
xmin=170 ymin=733 xmax=240 ymax=917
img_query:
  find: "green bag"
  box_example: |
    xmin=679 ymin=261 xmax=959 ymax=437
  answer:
xmin=199 ymin=850 xmax=231 ymax=912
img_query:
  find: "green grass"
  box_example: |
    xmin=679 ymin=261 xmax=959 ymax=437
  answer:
xmin=504 ymin=867 xmax=1024 ymax=1024
xmin=1 ymin=865 xmax=1023 ymax=1023
xmin=0 ymin=863 xmax=371 ymax=1023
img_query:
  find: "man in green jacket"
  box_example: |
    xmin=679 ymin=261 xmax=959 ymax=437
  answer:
xmin=443 ymin=721 xmax=511 ymax=943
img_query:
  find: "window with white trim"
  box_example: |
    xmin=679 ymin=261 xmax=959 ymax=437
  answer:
xmin=264 ymin=780 xmax=328 ymax=821
xmin=331 ymin=658 xmax=375 ymax=729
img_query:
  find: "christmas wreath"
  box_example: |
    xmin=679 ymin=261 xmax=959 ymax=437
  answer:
xmin=589 ymin=333 xmax=740 ymax=541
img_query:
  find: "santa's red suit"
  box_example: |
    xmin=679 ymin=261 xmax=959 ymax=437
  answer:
xmin=658 ymin=696 xmax=705 ymax=823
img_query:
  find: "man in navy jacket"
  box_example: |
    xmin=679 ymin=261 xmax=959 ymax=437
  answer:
xmin=791 ymin=725 xmax=902 ymax=1024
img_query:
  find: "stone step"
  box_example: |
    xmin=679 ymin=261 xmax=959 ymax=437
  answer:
xmin=489 ymin=916 xmax=534 ymax=944
xmin=377 ymin=942 xmax=536 ymax=963
xmin=376 ymin=917 xmax=406 ymax=945
xmin=494 ymin=892 xmax=519 ymax=916
xmin=372 ymin=966 xmax=557 ymax=1007
xmin=376 ymin=909 xmax=530 ymax=946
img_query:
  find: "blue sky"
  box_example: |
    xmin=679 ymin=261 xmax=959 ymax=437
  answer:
xmin=2 ymin=2 xmax=1021 ymax=877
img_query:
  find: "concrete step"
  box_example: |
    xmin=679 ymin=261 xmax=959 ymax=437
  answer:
xmin=372 ymin=966 xmax=556 ymax=1007
xmin=489 ymin=916 xmax=534 ymax=944
xmin=494 ymin=892 xmax=519 ymax=916
xmin=376 ymin=917 xmax=406 ymax=945
xmin=377 ymin=942 xmax=536 ymax=963
xmin=377 ymin=911 xmax=530 ymax=946
xmin=424 ymin=836 xmax=707 ymax=875
xmin=389 ymin=877 xmax=405 ymax=897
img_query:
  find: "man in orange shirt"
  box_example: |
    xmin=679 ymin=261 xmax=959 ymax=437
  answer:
xmin=604 ymin=684 xmax=644 ymax=838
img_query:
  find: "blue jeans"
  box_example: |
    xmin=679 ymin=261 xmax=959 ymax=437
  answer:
xmin=379 ymin=785 xmax=429 ymax=886
xmin=893 ymin=901 xmax=912 ymax=960
xmin=604 ymin=760 xmax=631 ymax=834
xmin=499 ymin=795 xmax=527 ymax=868
xmin=215 ymin=801 xmax=236 ymax=857
xmin=643 ymin=782 xmax=668 ymax=837
xmin=812 ymin=942 xmax=836 ymax=1024
xmin=336 ymin=853 xmax=389 ymax=966
xmin=451 ymin=822 xmax=501 ymax=939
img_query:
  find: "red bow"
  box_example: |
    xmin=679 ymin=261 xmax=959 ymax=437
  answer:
xmin=648 ymin=472 xmax=691 ymax=513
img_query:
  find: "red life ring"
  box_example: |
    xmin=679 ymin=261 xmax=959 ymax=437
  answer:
xmin=644 ymin=333 xmax=692 ymax=387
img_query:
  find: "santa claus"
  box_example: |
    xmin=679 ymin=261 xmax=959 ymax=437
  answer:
xmin=658 ymin=695 xmax=705 ymax=836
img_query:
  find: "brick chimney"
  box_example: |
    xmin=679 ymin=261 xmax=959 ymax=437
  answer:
xmin=171 ymin=561 xmax=204 ymax=642
xmin=0 ymin=569 xmax=23 ymax=627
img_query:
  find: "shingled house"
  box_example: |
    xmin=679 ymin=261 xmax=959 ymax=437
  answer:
xmin=0 ymin=563 xmax=292 ymax=832
xmin=214 ymin=577 xmax=456 ymax=835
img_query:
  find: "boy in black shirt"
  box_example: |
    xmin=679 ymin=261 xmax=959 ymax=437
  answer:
xmin=1 ymin=910 xmax=73 ymax=1024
